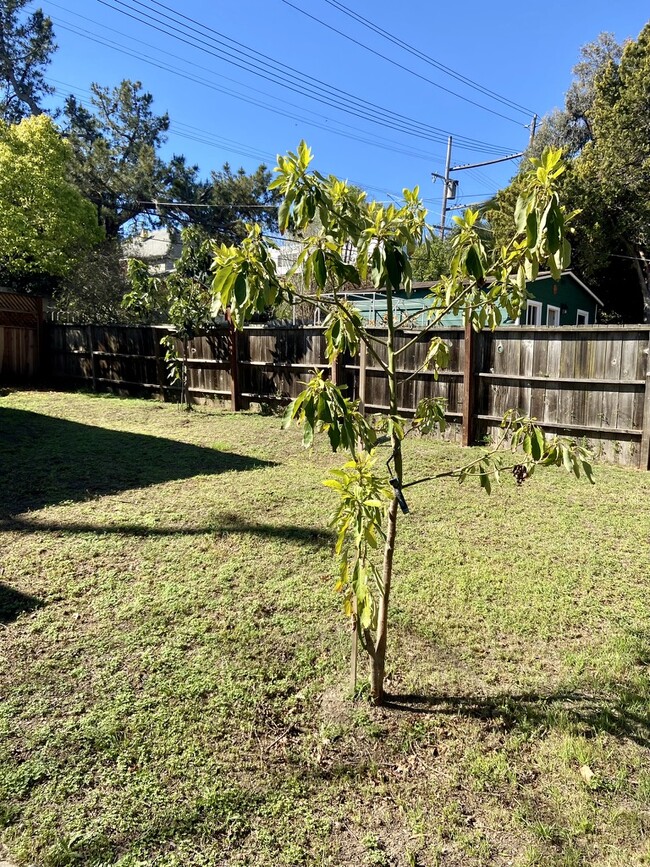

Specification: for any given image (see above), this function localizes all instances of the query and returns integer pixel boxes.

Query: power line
[281,0,526,126]
[96,0,515,155]
[48,78,439,206]
[49,3,449,166]
[50,18,452,166]
[321,0,536,117]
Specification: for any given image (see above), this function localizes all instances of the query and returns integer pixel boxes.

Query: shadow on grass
[384,688,650,748]
[0,408,276,516]
[0,514,335,547]
[0,582,43,623]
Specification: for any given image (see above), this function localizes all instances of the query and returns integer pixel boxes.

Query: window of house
[547,305,561,326]
[576,309,589,325]
[525,300,542,326]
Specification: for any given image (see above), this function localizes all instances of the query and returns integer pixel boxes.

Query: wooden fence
[45,323,650,469]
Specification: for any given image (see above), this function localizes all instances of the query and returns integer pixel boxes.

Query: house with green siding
[334,271,602,328]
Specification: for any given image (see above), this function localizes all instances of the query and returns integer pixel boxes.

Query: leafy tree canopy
[63,80,281,247]
[0,0,56,122]
[0,114,102,291]
[574,23,650,322]
[410,234,451,282]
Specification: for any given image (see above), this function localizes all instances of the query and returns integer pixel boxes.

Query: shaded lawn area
[1,389,650,867]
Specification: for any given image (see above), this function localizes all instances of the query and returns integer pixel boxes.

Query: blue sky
[41,0,649,224]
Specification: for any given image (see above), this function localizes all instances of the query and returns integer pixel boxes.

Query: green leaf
[465,245,484,281]
[385,246,402,290]
[545,203,562,254]
[302,419,314,449]
[514,193,531,234]
[480,472,491,494]
[313,248,326,290]
[526,210,538,247]
[532,426,544,461]
[523,433,532,456]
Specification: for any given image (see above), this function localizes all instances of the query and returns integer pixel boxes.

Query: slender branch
[329,282,389,347]
[398,359,443,386]
[289,282,390,375]
[403,463,521,489]
[402,423,514,489]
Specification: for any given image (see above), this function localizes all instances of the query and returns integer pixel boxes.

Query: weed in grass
[464,748,516,792]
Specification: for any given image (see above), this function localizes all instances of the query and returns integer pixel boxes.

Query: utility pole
[432,136,457,240]
[433,133,531,234]
[440,136,453,240]
[528,113,538,149]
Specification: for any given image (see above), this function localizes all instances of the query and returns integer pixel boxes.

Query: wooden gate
[0,291,43,381]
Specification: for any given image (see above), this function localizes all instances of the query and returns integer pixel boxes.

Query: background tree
[529,33,623,160]
[64,81,282,244]
[63,80,175,239]
[52,239,137,324]
[572,24,650,322]
[0,114,102,291]
[488,30,650,322]
[410,234,451,282]
[210,142,593,705]
[161,158,281,244]
[0,0,56,122]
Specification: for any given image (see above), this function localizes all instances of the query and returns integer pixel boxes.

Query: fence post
[87,325,97,391]
[229,322,241,412]
[153,330,165,398]
[461,320,476,447]
[640,365,650,471]
[358,340,367,412]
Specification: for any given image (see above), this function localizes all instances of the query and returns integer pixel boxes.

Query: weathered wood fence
[45,323,650,469]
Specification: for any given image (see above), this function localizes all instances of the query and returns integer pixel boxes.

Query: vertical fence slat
[461,320,475,447]
[640,370,650,471]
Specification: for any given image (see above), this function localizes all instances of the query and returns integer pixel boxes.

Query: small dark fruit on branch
[512,464,529,485]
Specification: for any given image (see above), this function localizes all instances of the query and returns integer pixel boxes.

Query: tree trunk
[626,242,650,323]
[369,279,401,705]
[182,336,191,409]
[370,494,399,703]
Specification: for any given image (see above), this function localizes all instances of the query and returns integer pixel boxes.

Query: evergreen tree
[0,0,56,122]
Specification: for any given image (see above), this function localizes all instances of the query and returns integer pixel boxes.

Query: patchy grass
[1,389,650,867]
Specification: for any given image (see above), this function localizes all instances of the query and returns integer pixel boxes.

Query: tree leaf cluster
[323,452,392,630]
[0,114,102,289]
[281,369,375,453]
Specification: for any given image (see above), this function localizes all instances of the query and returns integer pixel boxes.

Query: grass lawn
[1,389,650,867]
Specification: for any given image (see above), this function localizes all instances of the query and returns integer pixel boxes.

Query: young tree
[210,143,593,705]
[52,239,138,324]
[0,0,56,122]
[0,114,102,291]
